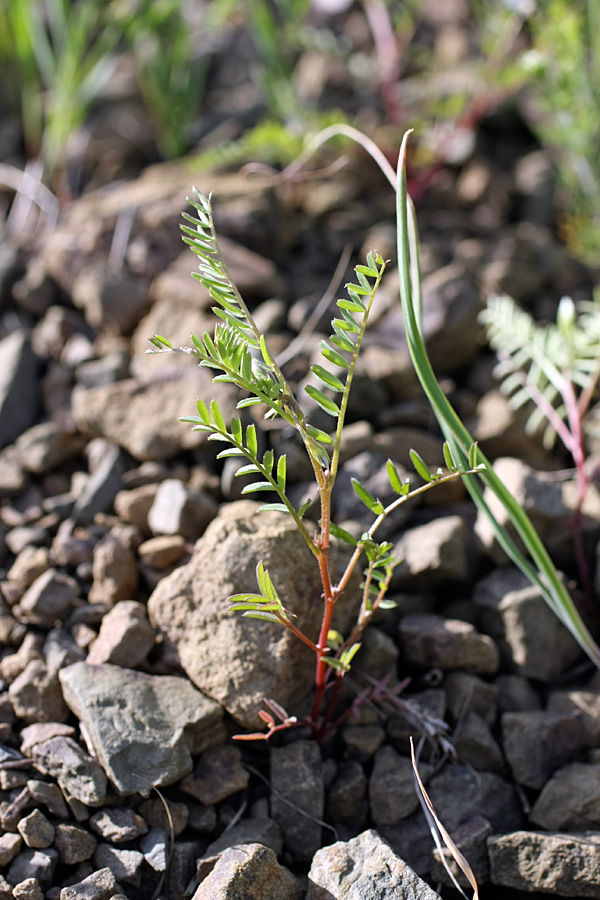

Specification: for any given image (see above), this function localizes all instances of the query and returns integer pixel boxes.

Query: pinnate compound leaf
[305,385,340,417]
[410,449,434,483]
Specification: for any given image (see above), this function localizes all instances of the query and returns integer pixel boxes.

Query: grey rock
[6,546,50,593]
[326,760,368,829]
[72,443,129,525]
[0,444,28,496]
[431,815,491,889]
[88,529,139,607]
[474,457,600,565]
[59,662,223,795]
[89,808,148,843]
[15,421,84,474]
[72,263,151,335]
[394,516,468,583]
[137,534,186,569]
[369,746,428,826]
[0,330,39,450]
[18,569,79,626]
[140,828,168,872]
[530,762,600,830]
[138,796,188,835]
[8,659,69,724]
[54,823,97,864]
[87,601,155,667]
[271,739,323,865]
[373,263,481,373]
[342,724,386,762]
[399,614,499,675]
[353,627,398,685]
[488,830,600,897]
[93,845,144,887]
[163,839,203,900]
[502,710,586,789]
[0,832,22,865]
[547,689,600,747]
[148,501,360,729]
[180,744,248,805]
[147,478,217,539]
[426,765,521,833]
[473,567,582,680]
[386,690,447,755]
[12,877,44,900]
[27,735,107,806]
[192,843,303,900]
[307,828,442,899]
[59,866,122,900]
[203,816,282,859]
[495,673,542,713]
[71,368,237,461]
[113,483,157,532]
[444,671,498,727]
[454,712,506,774]
[17,809,55,848]
[76,349,130,389]
[26,780,69,819]
[7,848,58,887]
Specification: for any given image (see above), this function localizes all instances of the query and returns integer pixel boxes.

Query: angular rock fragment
[26,735,107,807]
[473,567,582,680]
[399,613,499,675]
[488,831,600,897]
[271,739,323,866]
[307,829,442,899]
[58,866,122,900]
[502,710,586,789]
[431,815,492,888]
[180,744,248,805]
[18,569,79,627]
[192,843,303,900]
[59,662,223,795]
[529,762,600,830]
[86,601,155,667]
[0,330,40,450]
[394,515,468,583]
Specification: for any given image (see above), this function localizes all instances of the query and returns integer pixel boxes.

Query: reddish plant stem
[312,485,334,730]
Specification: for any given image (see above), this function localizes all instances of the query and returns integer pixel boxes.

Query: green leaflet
[305,384,340,417]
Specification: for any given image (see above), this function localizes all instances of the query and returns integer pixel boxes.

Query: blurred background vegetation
[0,0,598,265]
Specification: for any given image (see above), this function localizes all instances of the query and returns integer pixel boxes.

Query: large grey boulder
[148,501,360,729]
[59,663,224,795]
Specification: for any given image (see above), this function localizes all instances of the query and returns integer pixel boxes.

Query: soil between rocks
[2,10,600,900]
